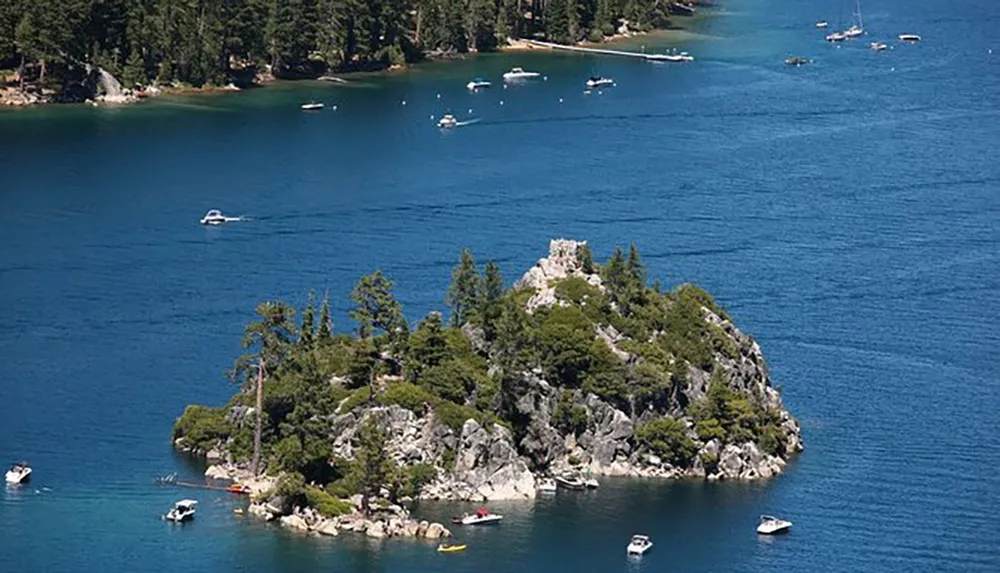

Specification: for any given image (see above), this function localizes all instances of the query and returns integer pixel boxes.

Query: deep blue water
[2,0,999,571]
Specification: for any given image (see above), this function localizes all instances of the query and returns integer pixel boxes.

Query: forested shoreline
[0,0,698,100]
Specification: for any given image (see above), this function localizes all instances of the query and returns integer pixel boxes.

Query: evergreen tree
[231,301,297,386]
[446,249,481,327]
[478,261,504,341]
[350,270,406,341]
[300,291,317,349]
[405,311,449,381]
[317,291,333,341]
[544,0,571,43]
[577,243,595,274]
[356,415,394,514]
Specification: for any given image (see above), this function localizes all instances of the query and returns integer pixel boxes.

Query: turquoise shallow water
[2,0,1000,571]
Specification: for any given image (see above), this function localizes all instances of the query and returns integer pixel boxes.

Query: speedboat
[869,41,887,51]
[200,209,241,225]
[437,114,458,128]
[815,21,829,28]
[826,31,847,42]
[756,514,792,535]
[538,478,557,493]
[784,56,810,66]
[586,76,614,89]
[584,477,599,489]
[898,34,921,42]
[555,475,585,490]
[452,508,503,525]
[627,534,653,555]
[437,543,467,553]
[502,67,542,81]
[5,463,31,484]
[165,500,198,523]
[843,25,864,38]
[466,78,491,90]
[300,102,324,111]
[647,52,694,62]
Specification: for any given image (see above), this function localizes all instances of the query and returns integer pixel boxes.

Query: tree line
[0,0,679,90]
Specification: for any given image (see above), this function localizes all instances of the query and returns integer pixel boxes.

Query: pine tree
[478,261,504,341]
[544,0,571,43]
[577,242,595,274]
[317,291,333,341]
[350,270,406,340]
[356,415,394,515]
[446,249,481,327]
[300,291,317,349]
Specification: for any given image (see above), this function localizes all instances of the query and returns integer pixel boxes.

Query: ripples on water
[2,0,1000,571]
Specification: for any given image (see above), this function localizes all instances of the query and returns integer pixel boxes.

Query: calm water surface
[2,0,999,571]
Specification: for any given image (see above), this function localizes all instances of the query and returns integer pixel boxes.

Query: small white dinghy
[452,508,503,525]
[757,514,792,535]
[627,534,653,555]
[300,102,324,111]
[815,21,829,28]
[165,500,198,523]
[502,67,542,81]
[898,34,921,42]
[466,78,492,90]
[586,76,614,89]
[5,462,32,484]
[437,114,458,128]
[870,41,888,51]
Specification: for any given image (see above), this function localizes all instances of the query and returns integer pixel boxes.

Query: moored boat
[816,21,829,28]
[452,508,503,525]
[869,41,887,51]
[165,500,198,523]
[898,34,921,42]
[826,31,848,42]
[586,76,614,89]
[555,475,585,490]
[437,543,467,553]
[756,514,793,535]
[627,534,653,555]
[538,478,557,493]
[200,209,242,225]
[5,462,31,484]
[300,102,324,111]
[466,78,491,90]
[784,56,810,66]
[502,67,542,81]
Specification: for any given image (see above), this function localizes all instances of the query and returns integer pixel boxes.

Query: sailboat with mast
[843,0,864,38]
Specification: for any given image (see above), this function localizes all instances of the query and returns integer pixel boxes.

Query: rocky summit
[173,239,803,521]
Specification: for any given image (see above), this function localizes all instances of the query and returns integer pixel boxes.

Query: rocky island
[173,239,802,537]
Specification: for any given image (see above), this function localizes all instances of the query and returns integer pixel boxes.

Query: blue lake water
[2,0,999,571]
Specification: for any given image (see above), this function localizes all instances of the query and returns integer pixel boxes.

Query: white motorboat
[842,0,864,37]
[502,67,542,81]
[784,56,810,66]
[538,478,557,493]
[437,114,458,128]
[300,102,324,111]
[165,500,198,523]
[647,52,694,62]
[5,463,31,484]
[627,534,653,555]
[555,475,585,490]
[586,76,614,89]
[870,41,887,51]
[466,78,492,90]
[898,34,921,42]
[843,25,864,38]
[815,21,829,28]
[452,508,503,525]
[756,514,793,535]
[583,477,599,489]
[826,31,847,42]
[200,209,242,225]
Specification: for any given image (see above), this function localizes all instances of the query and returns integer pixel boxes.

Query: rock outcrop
[260,502,451,540]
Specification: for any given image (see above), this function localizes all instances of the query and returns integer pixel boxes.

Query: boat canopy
[476,508,490,516]
[759,514,778,522]
[631,535,649,541]
[205,209,222,217]
[176,500,199,509]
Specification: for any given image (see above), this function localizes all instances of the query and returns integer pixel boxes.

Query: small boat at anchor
[437,543,467,553]
[586,76,614,89]
[826,31,848,42]
[452,508,503,525]
[300,102,324,111]
[200,209,243,225]
[5,462,31,484]
[627,534,653,555]
[784,56,810,66]
[898,34,921,42]
[870,41,887,51]
[757,514,793,535]
[466,78,491,90]
[165,500,198,523]
[816,21,829,28]
[538,478,557,493]
[502,67,542,81]
[555,475,586,490]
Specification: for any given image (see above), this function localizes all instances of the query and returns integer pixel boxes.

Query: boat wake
[453,118,481,127]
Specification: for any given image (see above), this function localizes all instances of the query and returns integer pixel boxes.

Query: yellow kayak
[437,544,467,553]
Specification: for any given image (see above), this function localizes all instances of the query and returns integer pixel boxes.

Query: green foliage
[274,471,307,512]
[441,448,456,471]
[676,283,731,322]
[478,261,505,341]
[382,382,437,412]
[406,312,450,380]
[423,359,488,404]
[553,392,588,435]
[434,400,487,432]
[577,243,595,274]
[356,416,393,513]
[397,463,437,498]
[659,289,715,371]
[688,370,779,450]
[305,486,353,517]
[635,416,697,466]
[446,249,480,327]
[567,454,582,466]
[350,270,406,342]
[172,405,231,453]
